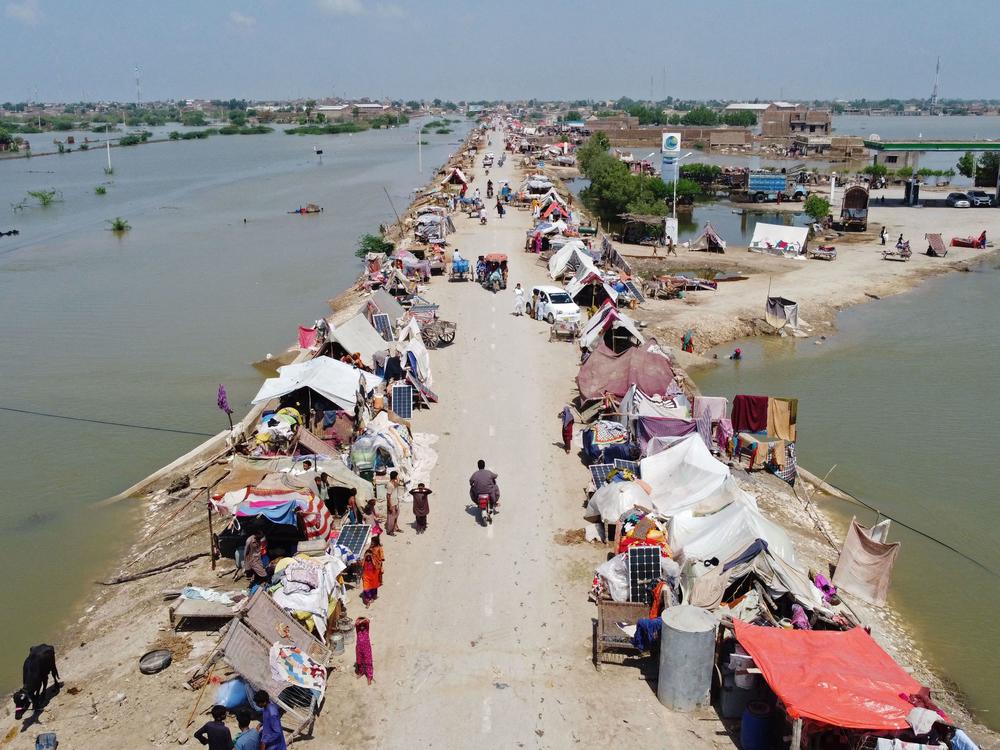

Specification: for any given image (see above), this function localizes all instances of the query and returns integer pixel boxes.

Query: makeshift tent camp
[577,340,676,402]
[832,518,900,607]
[396,319,433,387]
[540,201,570,221]
[252,356,382,411]
[639,435,749,515]
[765,296,799,331]
[578,303,644,352]
[734,621,932,731]
[548,241,596,279]
[441,168,469,187]
[531,220,569,237]
[326,314,390,367]
[749,223,809,256]
[689,223,727,253]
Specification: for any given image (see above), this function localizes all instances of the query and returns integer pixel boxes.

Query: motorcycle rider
[469,459,500,512]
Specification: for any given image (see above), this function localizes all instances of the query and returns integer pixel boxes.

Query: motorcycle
[477,493,495,526]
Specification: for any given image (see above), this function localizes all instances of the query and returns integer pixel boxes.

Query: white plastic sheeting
[749,223,809,255]
[668,498,797,567]
[548,241,596,279]
[329,314,391,367]
[396,319,433,387]
[252,356,382,411]
[584,481,652,523]
[638,435,745,515]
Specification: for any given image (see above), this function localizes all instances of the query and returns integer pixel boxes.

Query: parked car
[966,190,995,207]
[946,192,971,208]
[530,285,580,324]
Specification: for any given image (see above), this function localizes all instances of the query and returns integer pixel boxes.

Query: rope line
[0,405,215,438]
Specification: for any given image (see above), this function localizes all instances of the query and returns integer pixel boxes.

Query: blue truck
[734,171,809,203]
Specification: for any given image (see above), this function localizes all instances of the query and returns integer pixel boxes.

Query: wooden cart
[593,599,650,670]
[548,320,578,343]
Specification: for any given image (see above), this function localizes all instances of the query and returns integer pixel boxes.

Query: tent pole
[791,718,803,749]
[207,495,216,571]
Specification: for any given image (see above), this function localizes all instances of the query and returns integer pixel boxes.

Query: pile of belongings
[614,509,671,555]
[212,486,335,543]
[252,408,303,455]
[582,420,638,464]
[270,554,347,639]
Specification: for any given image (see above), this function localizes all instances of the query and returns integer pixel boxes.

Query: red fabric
[577,342,676,402]
[734,621,931,730]
[731,395,768,433]
[298,326,318,349]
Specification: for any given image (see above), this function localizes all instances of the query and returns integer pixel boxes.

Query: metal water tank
[656,605,719,710]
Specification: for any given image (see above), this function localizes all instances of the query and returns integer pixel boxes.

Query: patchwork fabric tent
[566,269,617,308]
[327,314,391,367]
[578,303,644,352]
[734,621,931,731]
[577,340,676,402]
[229,454,374,501]
[252,356,382,411]
[548,241,596,279]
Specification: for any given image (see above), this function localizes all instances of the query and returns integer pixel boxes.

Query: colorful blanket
[269,643,327,692]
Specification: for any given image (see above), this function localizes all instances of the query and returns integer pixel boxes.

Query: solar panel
[614,459,641,478]
[372,313,393,341]
[392,383,414,419]
[624,280,645,304]
[590,463,615,489]
[627,546,661,604]
[336,524,371,558]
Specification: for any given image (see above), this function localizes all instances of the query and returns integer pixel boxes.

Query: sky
[1,0,998,103]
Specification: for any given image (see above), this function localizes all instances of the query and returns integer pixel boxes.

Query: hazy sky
[2,0,997,103]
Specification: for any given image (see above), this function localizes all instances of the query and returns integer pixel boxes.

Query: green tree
[680,163,722,184]
[355,232,394,259]
[803,194,831,222]
[895,166,913,178]
[956,152,976,178]
[562,110,582,122]
[0,127,12,147]
[662,178,701,202]
[862,164,888,177]
[576,132,610,174]
[107,217,131,232]
[680,106,719,126]
[228,110,248,126]
[181,111,208,126]
[27,189,58,206]
[722,110,756,127]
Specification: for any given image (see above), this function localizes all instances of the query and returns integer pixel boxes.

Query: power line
[0,405,215,438]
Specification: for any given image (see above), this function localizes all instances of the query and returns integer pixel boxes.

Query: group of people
[192,690,286,750]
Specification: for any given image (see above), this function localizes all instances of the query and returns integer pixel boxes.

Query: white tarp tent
[328,314,391,367]
[252,356,382,411]
[638,434,746,515]
[749,223,808,255]
[578,305,644,351]
[668,497,797,567]
[397,319,433,387]
[584,481,653,524]
[548,241,596,279]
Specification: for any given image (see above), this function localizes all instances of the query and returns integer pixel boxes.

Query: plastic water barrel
[656,605,719,710]
[331,632,345,655]
[740,700,772,750]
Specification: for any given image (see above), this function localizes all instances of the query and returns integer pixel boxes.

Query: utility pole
[135,66,142,109]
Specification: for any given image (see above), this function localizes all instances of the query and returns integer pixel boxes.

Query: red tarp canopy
[577,340,675,402]
[734,621,932,731]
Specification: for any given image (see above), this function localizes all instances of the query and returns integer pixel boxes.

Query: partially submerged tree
[803,194,831,222]
[107,217,131,232]
[355,232,394,259]
[27,189,59,207]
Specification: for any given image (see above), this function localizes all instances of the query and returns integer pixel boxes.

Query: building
[585,114,640,131]
[761,104,831,137]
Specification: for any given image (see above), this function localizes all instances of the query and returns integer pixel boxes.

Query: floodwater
[692,260,1000,729]
[0,118,471,686]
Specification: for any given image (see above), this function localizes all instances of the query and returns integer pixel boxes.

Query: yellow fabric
[767,398,796,441]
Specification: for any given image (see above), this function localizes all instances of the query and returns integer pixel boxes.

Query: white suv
[530,285,580,324]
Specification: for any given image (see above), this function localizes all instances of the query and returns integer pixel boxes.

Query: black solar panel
[625,280,645,304]
[590,463,615,489]
[372,313,393,341]
[336,524,371,558]
[614,459,641,478]
[627,546,661,604]
[392,383,414,419]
